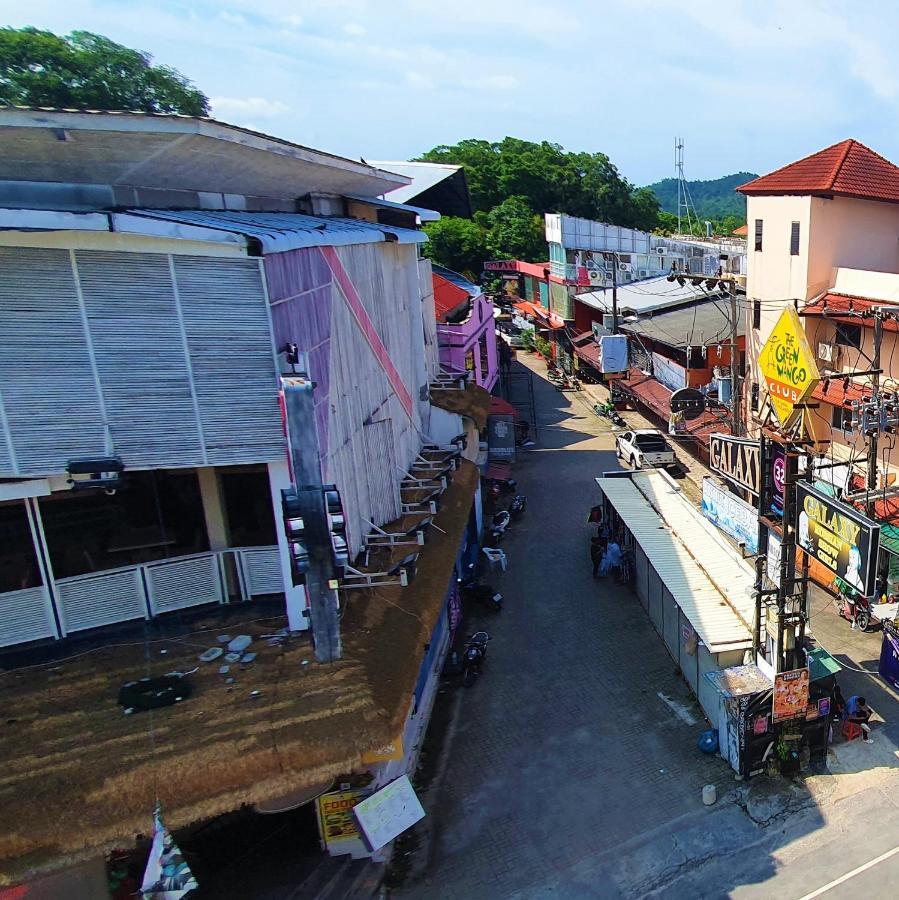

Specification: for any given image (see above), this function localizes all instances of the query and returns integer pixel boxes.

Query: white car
[615,429,676,469]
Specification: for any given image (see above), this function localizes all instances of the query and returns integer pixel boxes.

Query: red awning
[485,460,513,481]
[513,301,537,316]
[531,303,565,329]
[489,396,519,418]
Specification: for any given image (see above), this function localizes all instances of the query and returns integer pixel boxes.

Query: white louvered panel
[74,251,204,468]
[56,567,148,633]
[0,586,57,647]
[172,257,285,464]
[238,546,284,597]
[145,552,223,614]
[364,419,400,526]
[0,247,105,475]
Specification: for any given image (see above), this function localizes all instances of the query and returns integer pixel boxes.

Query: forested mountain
[645,172,757,221]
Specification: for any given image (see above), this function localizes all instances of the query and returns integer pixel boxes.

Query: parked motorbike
[570,377,582,391]
[836,591,871,631]
[460,575,503,612]
[609,412,625,428]
[488,476,518,499]
[488,509,511,542]
[509,494,527,518]
[462,631,490,686]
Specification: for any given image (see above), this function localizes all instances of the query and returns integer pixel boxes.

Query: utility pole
[730,281,742,437]
[611,251,619,334]
[867,311,883,518]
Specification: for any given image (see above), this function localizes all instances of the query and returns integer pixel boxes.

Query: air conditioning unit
[656,247,666,256]
[817,342,837,363]
[618,262,632,273]
[638,269,649,277]
[588,269,603,284]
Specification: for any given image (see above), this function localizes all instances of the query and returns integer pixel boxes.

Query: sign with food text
[317,790,366,845]
[796,483,880,597]
[772,667,810,723]
[709,435,760,495]
[758,307,820,428]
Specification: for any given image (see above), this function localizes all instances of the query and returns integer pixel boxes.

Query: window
[752,299,761,330]
[790,221,800,255]
[754,219,763,252]
[751,383,760,412]
[831,405,849,429]
[835,323,862,349]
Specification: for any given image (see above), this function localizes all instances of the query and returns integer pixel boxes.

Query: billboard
[702,478,759,554]
[795,483,880,596]
[709,435,760,495]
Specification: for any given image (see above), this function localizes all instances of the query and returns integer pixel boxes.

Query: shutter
[172,257,285,464]
[74,250,204,468]
[364,419,400,526]
[790,222,800,255]
[145,552,223,613]
[56,567,148,633]
[0,586,57,647]
[754,219,763,252]
[239,546,284,597]
[0,247,105,475]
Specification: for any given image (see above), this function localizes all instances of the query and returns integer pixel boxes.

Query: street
[396,357,899,900]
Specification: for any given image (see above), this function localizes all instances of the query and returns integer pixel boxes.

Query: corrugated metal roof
[597,474,753,652]
[344,193,441,222]
[576,276,717,315]
[372,161,463,204]
[620,299,744,348]
[123,209,427,251]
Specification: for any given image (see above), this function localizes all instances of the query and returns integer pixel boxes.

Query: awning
[803,293,899,332]
[485,460,513,481]
[807,647,842,681]
[572,339,601,369]
[488,396,518,418]
[513,301,537,316]
[531,303,565,329]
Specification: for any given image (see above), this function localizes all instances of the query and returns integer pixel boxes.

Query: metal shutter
[238,546,284,597]
[172,257,284,464]
[0,586,57,647]
[145,552,223,613]
[56,567,148,633]
[0,247,105,475]
[363,419,400,527]
[74,250,204,468]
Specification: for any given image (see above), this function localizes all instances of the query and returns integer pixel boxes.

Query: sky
[2,0,899,186]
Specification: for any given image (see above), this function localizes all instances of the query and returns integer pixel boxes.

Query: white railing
[2,545,284,644]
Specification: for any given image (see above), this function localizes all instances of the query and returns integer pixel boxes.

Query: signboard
[758,306,820,428]
[772,667,810,722]
[766,529,782,588]
[670,387,706,421]
[796,483,880,596]
[771,445,786,515]
[318,789,366,845]
[709,435,760,495]
[701,478,759,554]
[361,737,404,764]
[484,260,520,272]
[880,619,899,690]
[652,352,687,393]
[352,775,426,852]
[487,413,516,461]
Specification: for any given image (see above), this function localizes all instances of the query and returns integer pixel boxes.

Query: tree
[0,28,209,115]
[422,216,488,276]
[485,196,546,262]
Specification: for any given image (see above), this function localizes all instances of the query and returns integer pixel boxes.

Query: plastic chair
[842,720,862,742]
[482,547,507,572]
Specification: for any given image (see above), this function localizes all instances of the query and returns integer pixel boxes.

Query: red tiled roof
[513,301,537,316]
[433,272,470,322]
[619,368,730,446]
[738,140,899,203]
[732,224,748,236]
[803,293,899,332]
[811,378,868,407]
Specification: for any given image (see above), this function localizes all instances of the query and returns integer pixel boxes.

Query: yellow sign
[758,306,819,428]
[317,789,365,844]
[361,737,404,764]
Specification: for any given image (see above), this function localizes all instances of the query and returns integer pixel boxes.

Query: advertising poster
[766,530,782,589]
[795,483,880,596]
[709,435,760,496]
[771,445,786,516]
[317,789,366,845]
[772,667,810,722]
[487,414,516,461]
[880,619,899,691]
[701,478,759,554]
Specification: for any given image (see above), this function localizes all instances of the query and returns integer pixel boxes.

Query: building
[373,160,473,218]
[0,109,486,888]
[432,265,499,391]
[739,138,899,593]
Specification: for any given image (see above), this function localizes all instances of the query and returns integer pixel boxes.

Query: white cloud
[282,14,303,28]
[211,96,290,119]
[404,71,435,90]
[343,22,365,36]
[218,10,247,26]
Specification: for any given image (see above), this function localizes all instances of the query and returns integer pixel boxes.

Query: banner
[140,809,198,899]
[771,445,786,516]
[709,435,760,495]
[796,483,880,596]
[880,619,899,691]
[652,352,687,393]
[701,479,759,554]
[772,667,810,723]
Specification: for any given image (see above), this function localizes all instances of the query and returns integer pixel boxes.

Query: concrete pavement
[392,354,899,900]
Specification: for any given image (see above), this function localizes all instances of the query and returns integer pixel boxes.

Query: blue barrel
[698,729,719,754]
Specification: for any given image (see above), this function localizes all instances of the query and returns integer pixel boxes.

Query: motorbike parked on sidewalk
[487,476,518,499]
[488,509,511,543]
[835,591,872,631]
[462,631,490,686]
[460,571,503,612]
[509,494,527,518]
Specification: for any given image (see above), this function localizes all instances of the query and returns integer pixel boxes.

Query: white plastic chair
[482,547,507,572]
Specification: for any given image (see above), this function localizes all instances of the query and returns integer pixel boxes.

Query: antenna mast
[675,137,699,237]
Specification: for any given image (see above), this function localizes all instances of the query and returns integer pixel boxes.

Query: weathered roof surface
[737,139,899,203]
[576,275,717,315]
[0,461,477,885]
[619,299,744,349]
[596,474,752,653]
[433,272,471,322]
[371,161,461,203]
[430,381,491,430]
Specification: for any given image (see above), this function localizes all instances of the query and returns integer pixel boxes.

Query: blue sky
[2,0,898,186]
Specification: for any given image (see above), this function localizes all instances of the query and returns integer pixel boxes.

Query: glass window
[754,219,763,252]
[790,222,800,255]
[835,324,862,349]
[220,469,277,547]
[0,501,41,592]
[831,405,848,429]
[39,469,209,579]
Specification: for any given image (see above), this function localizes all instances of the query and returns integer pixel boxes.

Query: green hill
[644,172,757,221]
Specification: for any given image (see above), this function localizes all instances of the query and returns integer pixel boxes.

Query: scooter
[460,575,503,612]
[488,476,517,499]
[509,494,527,518]
[836,591,872,631]
[488,509,511,542]
[462,631,490,686]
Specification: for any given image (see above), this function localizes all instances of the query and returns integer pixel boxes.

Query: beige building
[739,140,899,492]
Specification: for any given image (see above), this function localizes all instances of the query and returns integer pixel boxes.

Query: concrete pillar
[197,467,230,551]
[267,459,309,631]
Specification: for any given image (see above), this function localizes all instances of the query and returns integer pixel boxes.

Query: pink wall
[437,293,498,391]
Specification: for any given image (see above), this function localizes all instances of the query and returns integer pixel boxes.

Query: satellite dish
[670,387,706,421]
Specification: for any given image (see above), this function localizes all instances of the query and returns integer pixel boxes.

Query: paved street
[396,356,899,900]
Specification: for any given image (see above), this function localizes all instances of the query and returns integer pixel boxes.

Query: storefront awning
[488,396,519,418]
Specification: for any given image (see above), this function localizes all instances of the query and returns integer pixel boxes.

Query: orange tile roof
[432,272,470,322]
[737,139,899,203]
[803,292,899,332]
[732,224,748,236]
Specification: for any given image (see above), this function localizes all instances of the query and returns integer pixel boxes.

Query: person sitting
[601,540,623,579]
[846,695,874,744]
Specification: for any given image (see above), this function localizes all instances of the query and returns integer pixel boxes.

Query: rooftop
[0,108,408,202]
[576,275,723,316]
[372,161,472,218]
[737,139,899,203]
[620,299,744,349]
[0,461,477,884]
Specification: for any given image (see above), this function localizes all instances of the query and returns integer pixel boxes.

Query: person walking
[591,536,604,579]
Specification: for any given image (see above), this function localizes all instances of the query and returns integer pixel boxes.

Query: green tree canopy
[0,27,209,115]
[484,195,545,262]
[422,216,488,277]
[418,136,659,230]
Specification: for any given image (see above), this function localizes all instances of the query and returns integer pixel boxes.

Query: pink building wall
[436,292,498,391]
